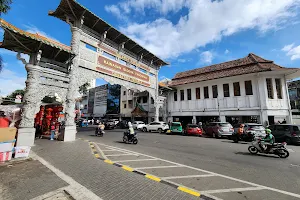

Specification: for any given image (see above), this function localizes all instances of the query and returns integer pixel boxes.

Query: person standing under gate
[50,122,56,141]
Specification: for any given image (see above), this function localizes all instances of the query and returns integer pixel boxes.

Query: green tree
[0,0,13,72]
[0,0,12,14]
[7,89,25,99]
[41,96,56,103]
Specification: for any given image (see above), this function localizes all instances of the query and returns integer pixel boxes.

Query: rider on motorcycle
[238,124,244,135]
[97,122,105,134]
[127,122,135,140]
[261,128,275,151]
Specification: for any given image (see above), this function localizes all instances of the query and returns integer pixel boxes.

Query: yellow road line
[94,154,100,158]
[122,165,134,172]
[178,186,200,197]
[90,145,95,148]
[104,160,114,164]
[145,174,161,182]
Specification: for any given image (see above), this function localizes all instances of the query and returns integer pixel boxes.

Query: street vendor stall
[34,104,64,140]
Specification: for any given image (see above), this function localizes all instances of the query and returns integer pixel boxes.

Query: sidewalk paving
[0,158,70,200]
[31,139,202,200]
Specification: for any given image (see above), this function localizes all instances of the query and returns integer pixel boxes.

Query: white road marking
[101,150,121,152]
[105,153,139,157]
[135,165,182,170]
[162,174,216,180]
[113,158,159,163]
[202,187,265,194]
[31,151,103,200]
[97,143,300,198]
[93,142,108,160]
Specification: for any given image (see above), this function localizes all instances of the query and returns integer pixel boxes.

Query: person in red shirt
[0,111,11,128]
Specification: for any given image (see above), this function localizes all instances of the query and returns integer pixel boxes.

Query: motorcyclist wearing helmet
[261,128,275,151]
[96,122,105,135]
[127,122,135,140]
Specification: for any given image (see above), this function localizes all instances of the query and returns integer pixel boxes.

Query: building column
[154,104,160,122]
[284,77,293,124]
[219,115,226,122]
[192,115,196,124]
[17,64,41,146]
[261,111,269,127]
[63,26,82,142]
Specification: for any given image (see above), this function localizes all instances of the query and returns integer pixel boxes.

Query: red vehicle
[184,124,203,136]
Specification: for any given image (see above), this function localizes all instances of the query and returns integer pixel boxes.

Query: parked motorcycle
[95,128,104,137]
[248,138,289,158]
[123,131,138,144]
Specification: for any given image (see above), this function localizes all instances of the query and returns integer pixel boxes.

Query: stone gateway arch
[0,0,168,146]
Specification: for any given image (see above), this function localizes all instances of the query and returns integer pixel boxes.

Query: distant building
[288,80,300,124]
[120,79,172,123]
[79,84,120,119]
[167,53,300,126]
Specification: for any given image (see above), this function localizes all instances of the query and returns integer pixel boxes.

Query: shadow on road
[235,151,279,158]
[222,140,248,145]
[114,141,125,144]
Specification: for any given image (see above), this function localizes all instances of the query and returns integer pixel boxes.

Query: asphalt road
[77,127,300,199]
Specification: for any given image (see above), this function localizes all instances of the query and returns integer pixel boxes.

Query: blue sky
[1,0,300,96]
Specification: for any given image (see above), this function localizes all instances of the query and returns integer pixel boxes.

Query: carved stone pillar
[17,64,41,146]
[154,102,160,122]
[63,26,81,142]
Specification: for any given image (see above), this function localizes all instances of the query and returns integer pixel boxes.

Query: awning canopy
[0,19,74,64]
[49,0,169,67]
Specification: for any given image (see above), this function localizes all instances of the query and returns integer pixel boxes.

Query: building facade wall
[168,72,290,125]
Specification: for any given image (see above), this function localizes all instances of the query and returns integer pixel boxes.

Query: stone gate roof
[49,0,169,67]
[171,53,297,86]
[0,19,73,63]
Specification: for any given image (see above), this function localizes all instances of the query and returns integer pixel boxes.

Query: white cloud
[282,43,300,60]
[225,49,230,54]
[105,5,122,19]
[110,0,300,59]
[282,43,295,52]
[23,24,58,42]
[200,51,213,64]
[0,69,26,97]
[106,0,189,15]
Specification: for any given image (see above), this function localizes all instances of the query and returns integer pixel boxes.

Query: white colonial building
[167,53,300,126]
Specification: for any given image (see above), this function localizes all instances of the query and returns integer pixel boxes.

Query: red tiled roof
[171,53,296,86]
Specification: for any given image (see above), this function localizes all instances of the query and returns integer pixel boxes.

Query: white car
[142,122,169,133]
[132,121,145,130]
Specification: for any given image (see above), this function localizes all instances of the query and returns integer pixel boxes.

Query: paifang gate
[0,0,169,147]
